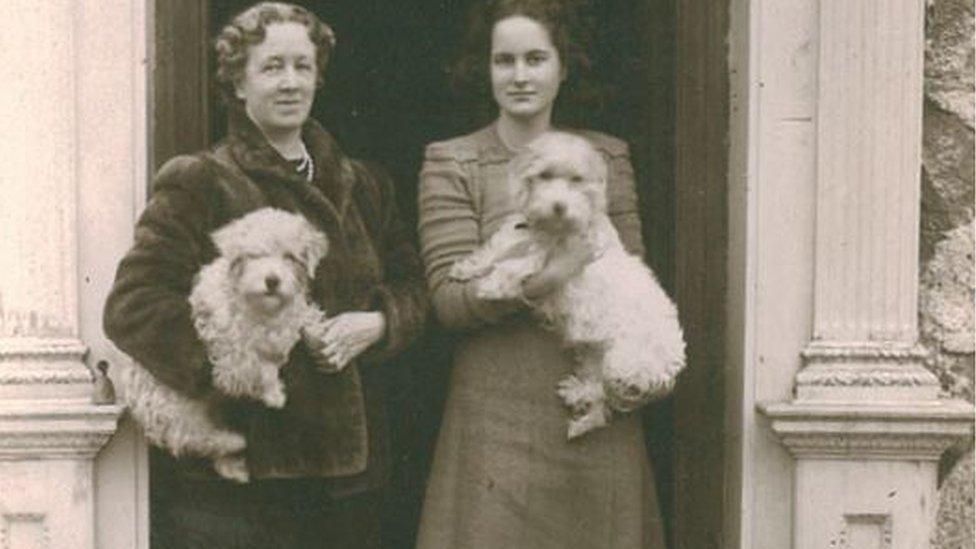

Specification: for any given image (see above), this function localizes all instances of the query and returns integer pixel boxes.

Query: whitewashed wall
[728,1,973,548]
[0,1,149,548]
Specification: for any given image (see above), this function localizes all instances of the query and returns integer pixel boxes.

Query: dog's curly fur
[450,132,686,439]
[118,208,329,481]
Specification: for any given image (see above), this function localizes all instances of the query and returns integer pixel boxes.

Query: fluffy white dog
[119,207,329,481]
[450,132,686,439]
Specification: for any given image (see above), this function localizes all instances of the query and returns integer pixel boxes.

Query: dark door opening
[152,1,690,547]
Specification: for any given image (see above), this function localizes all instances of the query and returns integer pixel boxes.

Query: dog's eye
[284,252,302,265]
[538,170,554,180]
[571,175,584,183]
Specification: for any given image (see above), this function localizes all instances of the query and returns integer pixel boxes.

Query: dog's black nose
[552,202,566,217]
[265,275,280,292]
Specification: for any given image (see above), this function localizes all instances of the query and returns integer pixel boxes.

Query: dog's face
[211,208,330,316]
[229,252,309,315]
[509,132,608,236]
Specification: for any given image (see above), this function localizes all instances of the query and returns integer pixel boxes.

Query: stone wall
[922,0,975,547]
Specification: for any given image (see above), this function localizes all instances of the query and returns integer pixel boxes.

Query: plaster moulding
[760,341,973,461]
[0,337,93,400]
[838,513,892,549]
[759,400,973,460]
[0,512,50,549]
[0,401,122,460]
[796,342,940,401]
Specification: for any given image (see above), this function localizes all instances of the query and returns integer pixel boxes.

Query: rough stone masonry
[922,0,975,546]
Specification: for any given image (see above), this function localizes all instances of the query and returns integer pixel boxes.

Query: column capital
[796,342,939,401]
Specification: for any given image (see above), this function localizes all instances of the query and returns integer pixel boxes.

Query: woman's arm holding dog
[418,144,523,330]
[103,156,217,397]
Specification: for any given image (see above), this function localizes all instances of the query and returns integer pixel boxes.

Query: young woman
[103,3,427,547]
[416,1,665,547]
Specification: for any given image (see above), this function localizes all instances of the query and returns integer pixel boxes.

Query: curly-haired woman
[103,3,427,547]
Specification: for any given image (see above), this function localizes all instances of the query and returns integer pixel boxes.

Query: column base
[759,341,973,549]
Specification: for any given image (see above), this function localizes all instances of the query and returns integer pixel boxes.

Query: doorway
[150,1,732,547]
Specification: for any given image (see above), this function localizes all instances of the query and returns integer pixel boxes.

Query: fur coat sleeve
[352,160,429,365]
[103,155,218,397]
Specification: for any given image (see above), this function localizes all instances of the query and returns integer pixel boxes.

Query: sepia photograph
[0,1,972,548]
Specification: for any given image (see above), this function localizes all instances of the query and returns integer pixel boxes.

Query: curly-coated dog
[119,208,329,481]
[450,132,686,439]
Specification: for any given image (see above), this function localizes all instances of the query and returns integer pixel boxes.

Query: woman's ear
[234,78,247,101]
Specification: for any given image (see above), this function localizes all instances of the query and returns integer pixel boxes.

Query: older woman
[416,0,665,547]
[103,3,427,547]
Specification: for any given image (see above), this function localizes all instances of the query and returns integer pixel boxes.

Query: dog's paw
[214,455,249,483]
[476,272,524,300]
[449,256,492,281]
[262,384,287,409]
[566,409,609,440]
[213,430,247,454]
[556,375,595,414]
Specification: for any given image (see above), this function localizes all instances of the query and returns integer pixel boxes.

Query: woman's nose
[278,67,299,90]
[513,61,528,84]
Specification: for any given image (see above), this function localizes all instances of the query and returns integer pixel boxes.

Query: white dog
[450,132,686,439]
[119,208,329,481]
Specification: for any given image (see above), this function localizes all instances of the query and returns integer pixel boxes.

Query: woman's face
[490,15,565,124]
[235,22,317,137]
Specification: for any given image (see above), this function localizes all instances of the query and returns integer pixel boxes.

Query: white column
[0,2,124,548]
[757,1,972,548]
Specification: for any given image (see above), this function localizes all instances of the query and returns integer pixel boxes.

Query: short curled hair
[213,2,336,106]
[452,0,596,125]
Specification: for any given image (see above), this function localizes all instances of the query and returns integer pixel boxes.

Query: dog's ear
[228,255,247,280]
[300,230,330,278]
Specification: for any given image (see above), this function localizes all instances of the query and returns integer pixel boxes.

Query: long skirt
[417,318,665,548]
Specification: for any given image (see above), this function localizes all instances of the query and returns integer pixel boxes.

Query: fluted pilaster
[0,2,123,548]
[757,1,972,548]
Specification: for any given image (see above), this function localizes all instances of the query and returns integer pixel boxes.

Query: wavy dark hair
[452,0,598,126]
[213,2,336,107]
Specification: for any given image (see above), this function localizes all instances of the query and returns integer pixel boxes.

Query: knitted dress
[416,124,665,549]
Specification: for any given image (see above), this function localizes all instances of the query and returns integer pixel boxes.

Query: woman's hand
[521,235,595,300]
[302,312,386,373]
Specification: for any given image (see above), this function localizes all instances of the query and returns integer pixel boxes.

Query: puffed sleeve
[417,142,521,330]
[103,155,217,397]
[355,162,429,364]
[601,139,647,259]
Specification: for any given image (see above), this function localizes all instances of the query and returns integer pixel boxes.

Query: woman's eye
[492,54,514,66]
[526,54,546,66]
[262,63,281,73]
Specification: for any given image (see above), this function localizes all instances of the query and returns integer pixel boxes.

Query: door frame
[147,2,737,548]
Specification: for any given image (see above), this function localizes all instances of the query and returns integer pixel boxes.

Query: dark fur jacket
[103,111,428,491]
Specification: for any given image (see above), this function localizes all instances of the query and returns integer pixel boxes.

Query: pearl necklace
[294,141,314,182]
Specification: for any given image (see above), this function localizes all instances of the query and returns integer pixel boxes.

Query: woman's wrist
[367,311,387,346]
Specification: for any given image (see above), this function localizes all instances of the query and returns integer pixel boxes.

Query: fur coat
[103,111,428,491]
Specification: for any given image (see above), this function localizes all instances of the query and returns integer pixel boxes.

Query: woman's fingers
[305,312,386,373]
